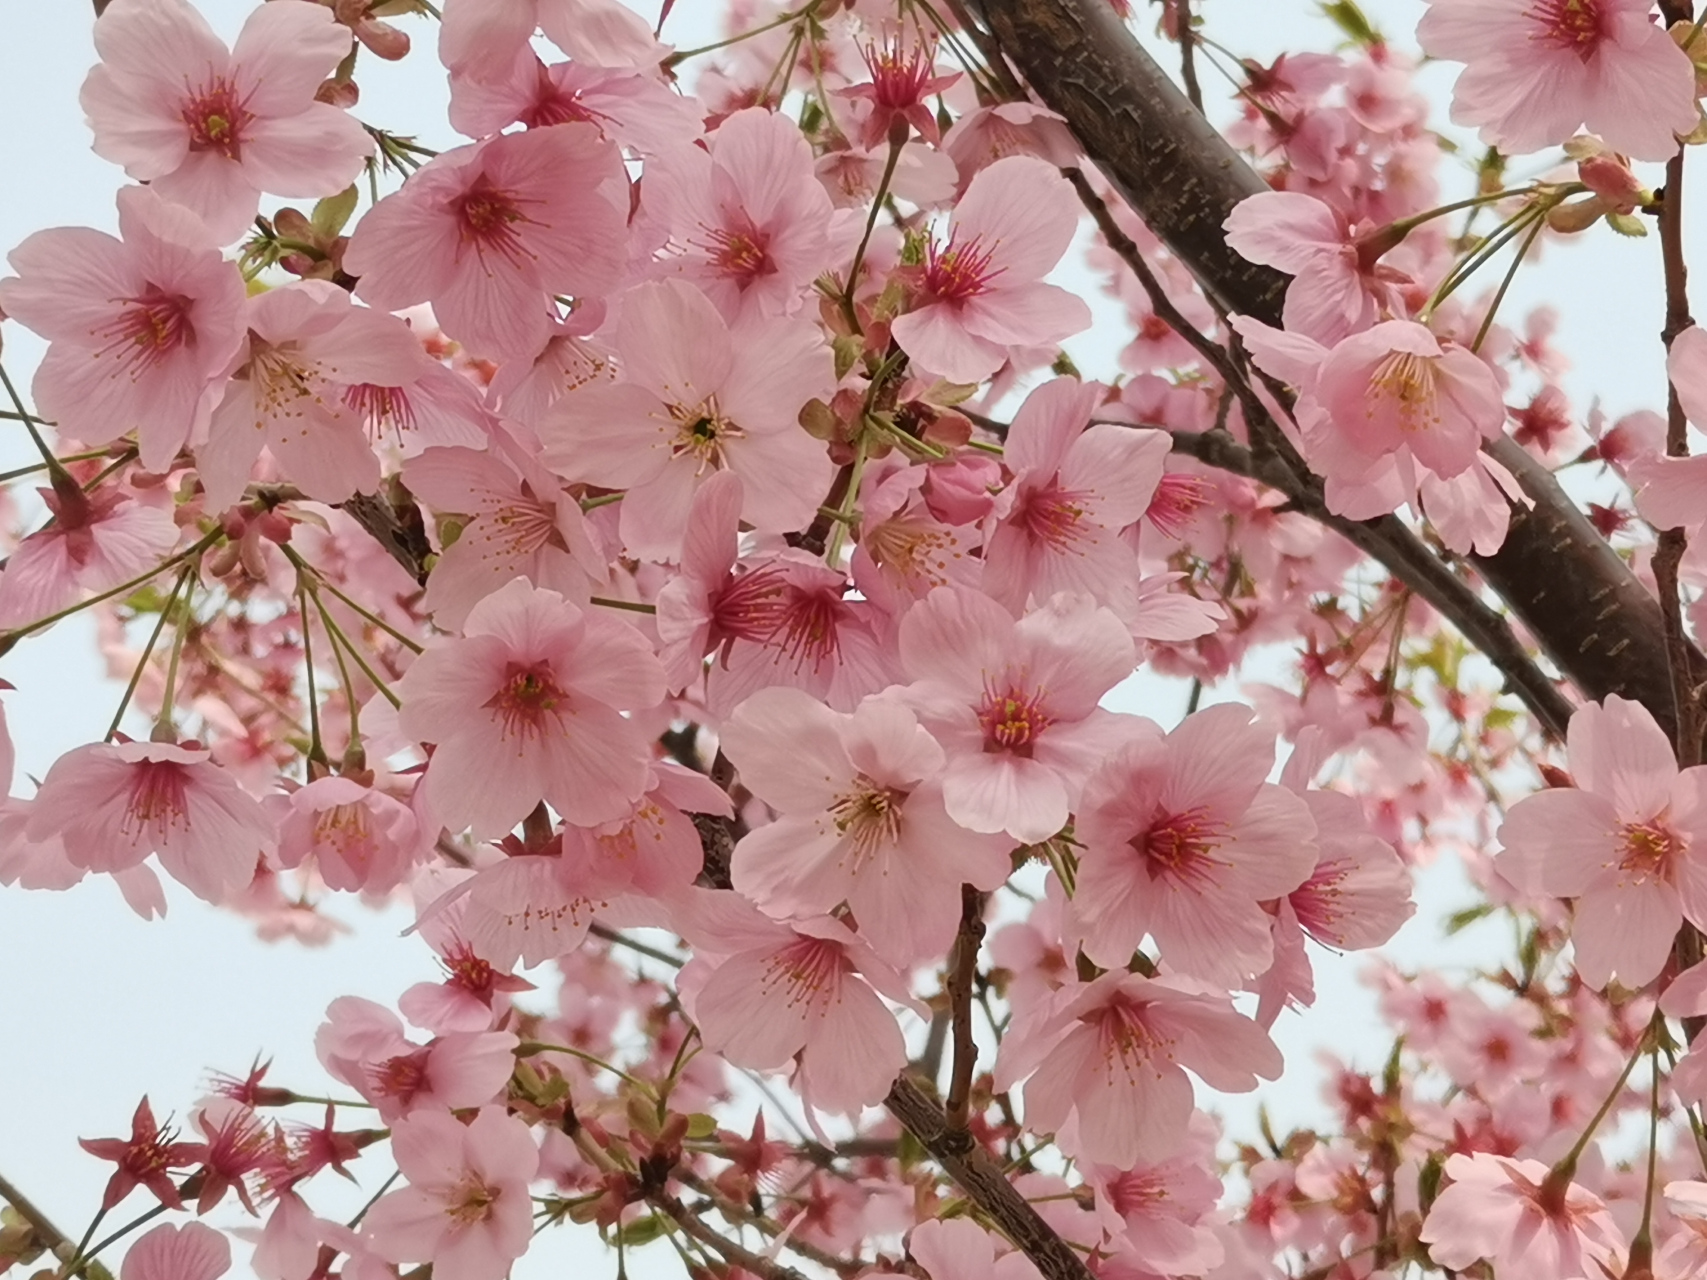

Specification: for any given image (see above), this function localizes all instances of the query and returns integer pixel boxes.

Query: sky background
[0,0,1691,1275]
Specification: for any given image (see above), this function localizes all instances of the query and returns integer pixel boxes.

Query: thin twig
[944,886,987,1135]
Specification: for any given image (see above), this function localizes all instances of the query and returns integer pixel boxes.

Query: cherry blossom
[314,996,518,1122]
[982,376,1169,613]
[363,1107,539,1280]
[0,186,245,472]
[1499,694,1707,989]
[273,775,424,895]
[642,107,838,321]
[1417,0,1697,162]
[28,740,274,904]
[537,279,836,561]
[679,899,923,1116]
[345,123,629,359]
[0,481,178,631]
[198,281,427,511]
[1070,703,1320,985]
[81,0,371,241]
[119,1222,230,1280]
[395,579,667,837]
[721,687,1014,963]
[80,1097,203,1212]
[438,0,662,84]
[898,586,1138,844]
[1419,1152,1623,1277]
[993,972,1282,1167]
[909,1217,1043,1280]
[891,155,1092,383]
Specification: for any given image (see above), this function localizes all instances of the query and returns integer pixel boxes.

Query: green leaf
[311,185,360,240]
[615,1214,668,1247]
[1443,903,1494,935]
[1319,0,1383,46]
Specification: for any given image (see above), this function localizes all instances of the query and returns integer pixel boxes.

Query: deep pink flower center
[344,384,417,441]
[182,77,252,159]
[829,777,907,862]
[701,223,776,286]
[862,39,939,110]
[372,1048,429,1103]
[1368,350,1442,433]
[486,661,568,740]
[447,1173,500,1226]
[524,80,599,129]
[923,234,1002,303]
[977,682,1053,756]
[1618,819,1681,881]
[457,179,538,268]
[122,760,192,842]
[1138,806,1226,884]
[1094,998,1173,1079]
[1104,1168,1169,1216]
[1145,473,1213,539]
[444,942,501,1000]
[1529,0,1607,59]
[313,802,374,860]
[710,566,794,650]
[768,586,843,674]
[98,287,196,371]
[761,937,845,1010]
[863,516,960,590]
[492,484,570,556]
[1011,480,1092,551]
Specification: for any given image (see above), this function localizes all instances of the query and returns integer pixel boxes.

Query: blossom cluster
[5,0,1707,1278]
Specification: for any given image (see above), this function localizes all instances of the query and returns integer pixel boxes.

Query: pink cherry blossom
[28,740,273,904]
[363,1106,539,1280]
[899,586,1138,844]
[448,48,702,155]
[940,103,1081,191]
[395,579,667,837]
[891,156,1091,383]
[538,279,836,561]
[982,377,1169,613]
[1418,1152,1623,1277]
[1417,0,1697,162]
[721,687,1014,963]
[345,123,629,359]
[80,0,371,241]
[909,1218,1043,1280]
[837,37,962,152]
[314,995,518,1122]
[642,108,838,321]
[404,439,607,632]
[0,481,178,631]
[197,281,427,511]
[0,186,244,472]
[679,898,923,1116]
[1223,190,1409,344]
[445,763,730,967]
[1499,694,1707,989]
[273,775,424,895]
[1086,1123,1226,1275]
[1070,703,1319,985]
[439,0,662,84]
[1313,320,1506,482]
[120,1222,230,1280]
[992,972,1281,1167]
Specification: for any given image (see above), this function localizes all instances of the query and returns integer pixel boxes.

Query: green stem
[517,1041,655,1094]
[1470,214,1546,353]
[664,1,816,64]
[299,577,326,767]
[0,361,69,477]
[842,137,905,330]
[104,566,192,742]
[153,574,193,736]
[1,530,221,641]
[282,546,423,654]
[1422,204,1543,319]
[588,595,657,615]
[69,1203,165,1273]
[309,580,375,734]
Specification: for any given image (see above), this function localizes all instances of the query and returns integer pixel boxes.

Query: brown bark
[969,0,1705,744]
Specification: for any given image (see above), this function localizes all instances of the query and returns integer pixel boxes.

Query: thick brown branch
[969,0,1705,745]
[887,1076,1096,1280]
[338,490,432,586]
[652,1193,815,1280]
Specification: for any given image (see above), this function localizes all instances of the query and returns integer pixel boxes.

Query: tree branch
[886,1076,1096,1280]
[968,0,1705,745]
[944,886,987,1134]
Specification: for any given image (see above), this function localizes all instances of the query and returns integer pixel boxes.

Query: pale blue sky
[0,1,1686,1275]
